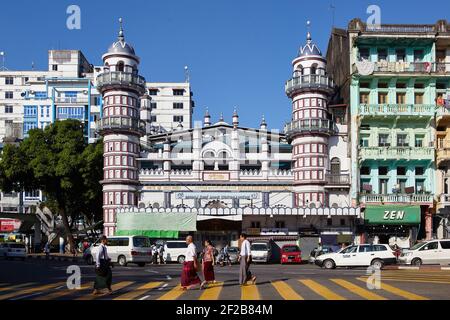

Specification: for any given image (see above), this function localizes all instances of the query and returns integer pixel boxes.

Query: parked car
[250,241,272,263]
[83,236,152,267]
[315,244,397,269]
[0,242,27,261]
[280,245,302,264]
[398,239,450,266]
[308,247,334,264]
[163,240,189,264]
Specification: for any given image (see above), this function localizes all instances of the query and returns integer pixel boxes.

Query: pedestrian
[83,239,90,253]
[238,233,256,286]
[93,235,113,295]
[151,244,158,264]
[201,240,216,289]
[158,244,165,264]
[180,235,201,290]
[44,242,50,260]
[223,244,232,266]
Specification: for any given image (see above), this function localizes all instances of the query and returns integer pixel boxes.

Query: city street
[0,258,449,300]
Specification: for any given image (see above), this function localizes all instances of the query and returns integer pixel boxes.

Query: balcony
[359,104,435,118]
[354,61,450,75]
[437,148,450,166]
[54,97,90,105]
[284,119,333,138]
[436,106,450,124]
[438,194,450,209]
[325,174,350,187]
[285,75,334,97]
[359,147,434,161]
[96,116,146,136]
[360,194,433,204]
[96,71,146,95]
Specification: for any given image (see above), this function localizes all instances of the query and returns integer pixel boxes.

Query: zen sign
[365,206,421,225]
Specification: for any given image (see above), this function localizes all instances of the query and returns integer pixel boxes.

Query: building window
[397,134,408,147]
[150,115,157,122]
[414,50,424,62]
[5,91,13,99]
[415,167,425,176]
[397,167,407,176]
[5,105,13,113]
[24,105,37,117]
[173,89,184,96]
[361,166,370,175]
[52,64,58,71]
[173,102,184,109]
[415,135,424,147]
[379,166,388,175]
[23,122,38,135]
[46,106,50,117]
[359,48,370,61]
[330,158,341,175]
[150,102,157,109]
[359,135,369,147]
[340,219,346,226]
[275,221,285,229]
[250,221,261,228]
[359,92,369,104]
[377,48,388,61]
[148,89,158,96]
[173,116,184,123]
[5,77,13,85]
[396,49,406,62]
[327,218,333,226]
[378,134,390,147]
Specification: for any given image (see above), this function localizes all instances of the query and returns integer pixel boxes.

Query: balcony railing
[360,194,433,204]
[284,119,333,136]
[54,97,89,105]
[325,174,350,185]
[439,194,450,204]
[359,104,435,117]
[96,71,146,94]
[355,61,450,74]
[359,147,434,160]
[285,75,334,96]
[437,148,450,164]
[96,116,146,135]
[436,106,450,119]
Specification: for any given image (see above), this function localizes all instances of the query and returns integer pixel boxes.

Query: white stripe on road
[158,284,168,291]
[139,295,150,300]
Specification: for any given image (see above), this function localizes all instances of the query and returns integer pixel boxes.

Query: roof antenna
[184,65,190,83]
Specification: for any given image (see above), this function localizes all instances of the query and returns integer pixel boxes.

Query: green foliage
[0,120,104,248]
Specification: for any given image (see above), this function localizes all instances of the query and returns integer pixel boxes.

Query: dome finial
[118,17,124,41]
[306,20,312,43]
[219,112,224,122]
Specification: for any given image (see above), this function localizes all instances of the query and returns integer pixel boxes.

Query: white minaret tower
[285,22,334,208]
[97,19,146,236]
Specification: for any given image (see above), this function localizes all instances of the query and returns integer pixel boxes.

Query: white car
[84,236,152,267]
[163,240,188,263]
[250,241,272,263]
[315,244,397,269]
[398,239,450,266]
[0,243,27,261]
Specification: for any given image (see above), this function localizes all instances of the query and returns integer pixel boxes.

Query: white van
[84,236,152,267]
[250,241,272,263]
[163,240,188,263]
[398,239,450,266]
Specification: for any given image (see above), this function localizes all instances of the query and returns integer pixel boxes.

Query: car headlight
[403,252,412,257]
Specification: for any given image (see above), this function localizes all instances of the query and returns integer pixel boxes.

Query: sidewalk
[28,253,85,263]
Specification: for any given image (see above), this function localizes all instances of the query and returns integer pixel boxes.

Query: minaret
[97,19,146,236]
[204,108,211,126]
[232,108,239,129]
[285,22,334,208]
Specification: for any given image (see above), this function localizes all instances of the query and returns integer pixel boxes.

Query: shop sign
[364,206,420,225]
[0,219,21,232]
[176,192,259,200]
[246,228,261,236]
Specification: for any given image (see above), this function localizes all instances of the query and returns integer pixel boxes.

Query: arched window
[117,61,125,72]
[310,64,318,75]
[330,158,341,175]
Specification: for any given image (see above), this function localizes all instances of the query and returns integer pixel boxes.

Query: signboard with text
[364,206,421,225]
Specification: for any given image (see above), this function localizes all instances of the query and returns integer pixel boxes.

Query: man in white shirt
[239,233,256,285]
[180,235,201,290]
[93,236,113,295]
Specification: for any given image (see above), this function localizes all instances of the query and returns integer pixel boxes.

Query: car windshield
[410,242,425,250]
[340,246,357,254]
[251,244,268,251]
[283,246,300,252]
[228,247,238,253]
[133,237,151,247]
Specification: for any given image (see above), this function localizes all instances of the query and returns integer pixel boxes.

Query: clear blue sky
[1,0,449,129]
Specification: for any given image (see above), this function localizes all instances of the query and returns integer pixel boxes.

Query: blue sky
[1,0,449,129]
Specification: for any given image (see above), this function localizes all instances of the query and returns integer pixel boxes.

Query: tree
[0,120,103,252]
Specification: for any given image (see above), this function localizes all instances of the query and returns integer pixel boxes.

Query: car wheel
[177,255,185,264]
[323,259,335,269]
[86,255,94,265]
[411,258,422,266]
[118,255,127,266]
[137,262,145,267]
[371,259,384,270]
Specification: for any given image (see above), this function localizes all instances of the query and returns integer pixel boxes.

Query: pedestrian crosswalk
[0,273,447,301]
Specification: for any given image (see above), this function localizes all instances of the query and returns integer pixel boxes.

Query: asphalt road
[0,258,449,300]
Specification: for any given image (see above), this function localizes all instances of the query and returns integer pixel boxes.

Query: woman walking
[93,235,113,295]
[180,235,201,290]
[201,240,216,289]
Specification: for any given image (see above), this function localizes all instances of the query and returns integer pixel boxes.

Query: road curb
[385,265,450,271]
[27,255,84,263]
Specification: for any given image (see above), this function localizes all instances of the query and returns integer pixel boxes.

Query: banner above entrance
[364,206,421,225]
[175,192,259,200]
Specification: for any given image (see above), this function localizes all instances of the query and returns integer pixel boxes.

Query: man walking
[158,244,165,264]
[238,233,256,286]
[223,244,232,266]
[93,236,113,295]
[180,235,201,290]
